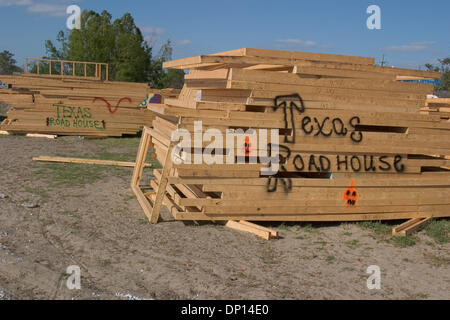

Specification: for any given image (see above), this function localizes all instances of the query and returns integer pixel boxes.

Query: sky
[0,0,449,69]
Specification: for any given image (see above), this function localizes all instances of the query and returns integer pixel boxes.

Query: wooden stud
[225,220,271,240]
[392,217,431,236]
[33,156,153,167]
[149,141,175,224]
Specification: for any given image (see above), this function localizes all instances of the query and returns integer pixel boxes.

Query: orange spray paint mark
[343,180,358,206]
[243,136,254,157]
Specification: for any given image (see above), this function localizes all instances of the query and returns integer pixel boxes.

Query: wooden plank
[33,156,152,168]
[392,217,431,236]
[149,141,175,224]
[238,220,278,238]
[225,220,271,240]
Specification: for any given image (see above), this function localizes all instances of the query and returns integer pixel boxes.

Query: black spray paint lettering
[273,94,306,144]
[267,144,292,193]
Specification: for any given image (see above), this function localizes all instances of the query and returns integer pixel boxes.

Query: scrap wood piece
[392,217,431,236]
[0,131,57,139]
[33,156,152,168]
[26,133,57,139]
[130,126,159,222]
[225,220,278,240]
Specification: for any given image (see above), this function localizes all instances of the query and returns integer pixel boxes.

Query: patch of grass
[68,194,88,199]
[59,210,80,218]
[342,266,355,272]
[33,163,106,187]
[98,259,112,267]
[343,231,352,237]
[426,241,435,247]
[345,239,360,249]
[92,136,141,150]
[416,292,429,299]
[278,223,290,231]
[213,224,225,231]
[314,240,327,247]
[260,247,279,265]
[24,186,50,203]
[425,219,450,244]
[423,252,450,267]
[357,221,391,234]
[295,235,305,240]
[137,218,149,225]
[123,193,135,202]
[302,223,320,235]
[392,236,416,247]
[40,218,55,227]
[94,151,135,162]
[326,255,335,264]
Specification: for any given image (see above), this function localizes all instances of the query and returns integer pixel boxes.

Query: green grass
[137,218,149,225]
[416,292,429,299]
[123,193,135,202]
[425,219,450,244]
[301,223,321,234]
[345,239,360,249]
[342,266,355,272]
[326,255,335,264]
[392,236,416,247]
[91,136,141,149]
[33,163,106,187]
[24,186,50,203]
[33,135,161,188]
[278,223,290,231]
[357,221,392,234]
[40,218,55,227]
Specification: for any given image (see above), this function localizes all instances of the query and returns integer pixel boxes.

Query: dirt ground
[0,134,449,300]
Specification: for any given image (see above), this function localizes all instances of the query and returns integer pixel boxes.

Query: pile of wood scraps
[0,68,179,137]
[127,48,449,238]
[422,98,450,120]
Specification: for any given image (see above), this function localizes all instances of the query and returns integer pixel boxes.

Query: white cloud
[276,39,330,49]
[0,0,71,17]
[27,3,67,17]
[140,26,165,35]
[177,40,191,46]
[139,26,166,46]
[277,39,318,47]
[0,0,32,6]
[383,41,436,52]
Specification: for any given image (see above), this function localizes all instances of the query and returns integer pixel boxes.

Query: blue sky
[1,0,449,69]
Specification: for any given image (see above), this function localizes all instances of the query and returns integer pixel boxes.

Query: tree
[425,58,450,92]
[45,10,152,82]
[148,40,185,89]
[0,51,22,75]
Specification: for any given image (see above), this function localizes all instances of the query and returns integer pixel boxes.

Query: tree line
[1,10,184,89]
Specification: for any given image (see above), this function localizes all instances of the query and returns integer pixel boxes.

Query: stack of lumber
[0,73,179,137]
[422,98,450,120]
[131,48,450,223]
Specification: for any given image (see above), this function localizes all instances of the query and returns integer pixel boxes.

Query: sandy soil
[0,134,449,300]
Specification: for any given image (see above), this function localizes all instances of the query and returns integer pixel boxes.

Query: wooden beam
[392,217,431,236]
[33,156,152,168]
[130,127,155,220]
[149,141,175,224]
[225,220,273,240]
